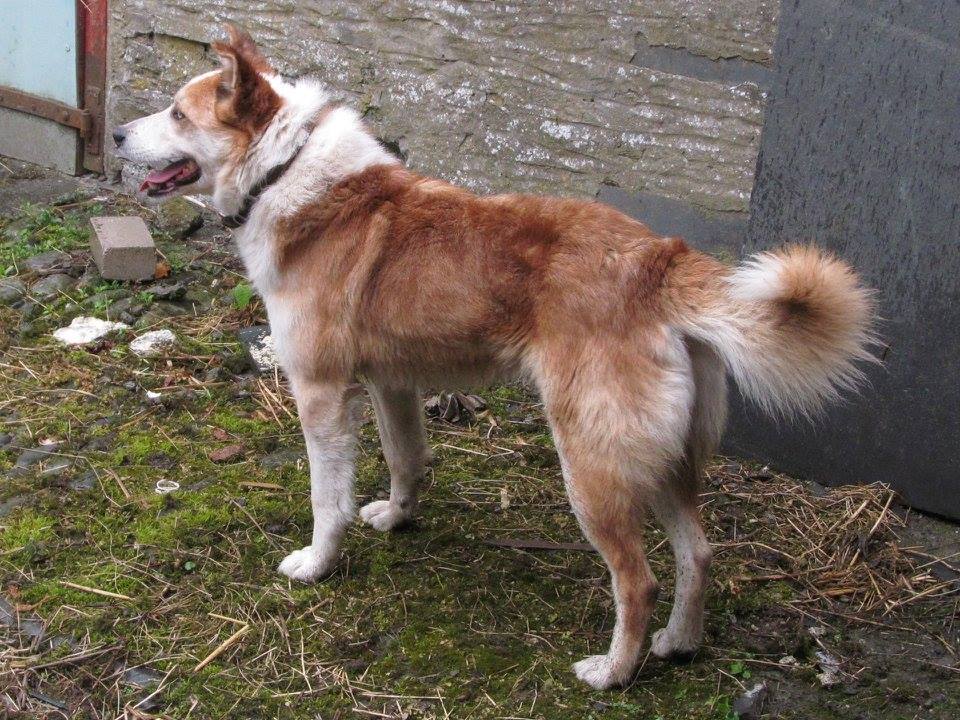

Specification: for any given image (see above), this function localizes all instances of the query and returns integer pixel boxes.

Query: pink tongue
[145,164,183,184]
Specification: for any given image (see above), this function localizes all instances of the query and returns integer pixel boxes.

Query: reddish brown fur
[276,164,690,388]
[259,156,869,687]
[179,73,229,128]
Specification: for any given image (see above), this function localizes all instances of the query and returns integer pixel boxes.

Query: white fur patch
[727,251,788,304]
[677,247,876,419]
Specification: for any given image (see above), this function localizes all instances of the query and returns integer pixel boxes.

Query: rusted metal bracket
[0,85,93,139]
[78,0,107,173]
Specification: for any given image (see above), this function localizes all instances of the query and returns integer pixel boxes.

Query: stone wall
[107,1,779,227]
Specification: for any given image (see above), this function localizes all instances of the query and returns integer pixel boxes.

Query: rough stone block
[89,216,156,281]
[106,2,774,213]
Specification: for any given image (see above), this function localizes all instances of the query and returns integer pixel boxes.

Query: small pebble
[130,329,177,357]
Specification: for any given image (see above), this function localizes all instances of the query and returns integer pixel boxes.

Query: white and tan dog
[114,26,875,689]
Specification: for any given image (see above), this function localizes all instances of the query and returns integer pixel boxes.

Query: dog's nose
[112,127,126,147]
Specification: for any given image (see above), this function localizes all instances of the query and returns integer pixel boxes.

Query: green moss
[209,409,276,437]
[0,510,57,550]
[132,499,233,547]
[1,203,96,275]
[112,430,182,465]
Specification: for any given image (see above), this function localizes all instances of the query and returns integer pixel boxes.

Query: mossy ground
[0,163,958,719]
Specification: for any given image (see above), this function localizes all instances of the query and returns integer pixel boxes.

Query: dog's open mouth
[139,158,201,197]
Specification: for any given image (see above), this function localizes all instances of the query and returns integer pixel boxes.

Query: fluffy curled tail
[667,245,877,418]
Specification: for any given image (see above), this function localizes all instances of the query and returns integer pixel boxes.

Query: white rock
[52,316,129,345]
[815,650,842,686]
[130,329,177,357]
[249,333,279,372]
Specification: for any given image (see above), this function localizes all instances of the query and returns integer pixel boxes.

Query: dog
[113,25,875,689]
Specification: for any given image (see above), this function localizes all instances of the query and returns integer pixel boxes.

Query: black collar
[220,115,321,229]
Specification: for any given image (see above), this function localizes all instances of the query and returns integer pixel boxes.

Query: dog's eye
[171,107,185,121]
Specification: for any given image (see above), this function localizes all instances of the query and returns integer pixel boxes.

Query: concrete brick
[89,216,156,281]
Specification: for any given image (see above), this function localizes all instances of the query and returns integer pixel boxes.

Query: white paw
[650,628,699,661]
[572,654,631,690]
[359,500,413,531]
[277,545,337,583]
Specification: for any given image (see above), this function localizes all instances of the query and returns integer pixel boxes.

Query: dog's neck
[220,102,338,229]
[224,75,397,291]
[212,76,329,216]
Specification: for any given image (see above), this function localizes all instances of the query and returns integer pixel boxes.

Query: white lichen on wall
[107,1,779,214]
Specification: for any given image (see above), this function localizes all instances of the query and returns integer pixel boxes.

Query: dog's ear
[215,44,242,93]
[212,35,280,135]
[224,24,273,73]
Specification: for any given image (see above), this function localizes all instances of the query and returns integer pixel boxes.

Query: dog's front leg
[360,383,429,531]
[278,379,362,583]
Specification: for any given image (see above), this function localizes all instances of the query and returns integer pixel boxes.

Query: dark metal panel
[728,0,960,519]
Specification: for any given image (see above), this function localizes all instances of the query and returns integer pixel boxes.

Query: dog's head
[113,25,284,205]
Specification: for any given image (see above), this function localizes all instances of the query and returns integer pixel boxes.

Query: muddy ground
[0,158,958,719]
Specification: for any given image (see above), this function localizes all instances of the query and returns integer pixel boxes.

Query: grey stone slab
[728,0,960,520]
[155,197,204,238]
[142,281,185,300]
[0,277,26,305]
[21,250,72,275]
[29,273,76,299]
[0,596,45,641]
[137,301,189,328]
[70,471,97,491]
[12,443,64,471]
[122,666,163,689]
[90,216,156,281]
[0,496,28,518]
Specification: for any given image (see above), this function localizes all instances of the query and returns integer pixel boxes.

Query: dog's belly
[264,288,525,388]
[360,341,524,390]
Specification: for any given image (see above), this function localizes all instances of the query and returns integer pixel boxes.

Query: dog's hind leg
[560,452,659,689]
[650,340,726,660]
[647,481,713,661]
[360,383,429,531]
[537,329,694,689]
